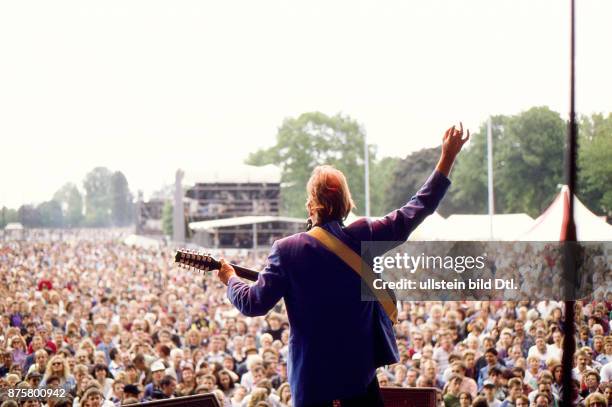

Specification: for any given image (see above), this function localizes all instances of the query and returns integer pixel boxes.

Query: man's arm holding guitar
[218,242,286,317]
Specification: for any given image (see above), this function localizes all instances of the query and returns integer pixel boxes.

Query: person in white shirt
[528,337,555,363]
[433,332,454,372]
[572,349,593,383]
[536,301,561,320]
[548,330,563,361]
[240,354,263,392]
[599,360,612,383]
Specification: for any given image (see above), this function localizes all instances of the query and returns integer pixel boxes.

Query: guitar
[174,249,259,281]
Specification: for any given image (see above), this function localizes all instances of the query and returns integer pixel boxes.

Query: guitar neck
[175,249,259,282]
[229,263,259,282]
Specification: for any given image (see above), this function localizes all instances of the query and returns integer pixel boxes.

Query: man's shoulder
[273,228,338,250]
[274,232,307,247]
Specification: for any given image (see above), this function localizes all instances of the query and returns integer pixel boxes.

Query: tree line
[247,107,611,220]
[1,167,134,229]
[2,107,609,230]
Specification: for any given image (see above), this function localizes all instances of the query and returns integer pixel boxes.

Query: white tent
[521,186,612,241]
[4,222,24,230]
[344,211,448,241]
[441,213,535,241]
[408,212,448,241]
[123,234,162,249]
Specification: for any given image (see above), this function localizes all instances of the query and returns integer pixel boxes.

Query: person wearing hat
[143,360,166,401]
[482,380,502,407]
[25,370,42,388]
[217,125,467,406]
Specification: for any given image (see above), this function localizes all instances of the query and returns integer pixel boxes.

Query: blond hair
[306,165,354,224]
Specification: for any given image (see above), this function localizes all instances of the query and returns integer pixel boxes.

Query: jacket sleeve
[370,170,451,241]
[226,241,286,317]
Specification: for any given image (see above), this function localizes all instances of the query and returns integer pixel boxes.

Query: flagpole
[364,127,371,217]
[487,117,495,240]
[560,0,577,405]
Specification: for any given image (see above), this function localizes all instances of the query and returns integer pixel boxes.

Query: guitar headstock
[174,249,220,272]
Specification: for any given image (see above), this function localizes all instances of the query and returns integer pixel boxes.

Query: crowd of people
[0,229,610,407]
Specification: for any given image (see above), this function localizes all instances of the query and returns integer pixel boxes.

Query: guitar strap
[307,226,398,325]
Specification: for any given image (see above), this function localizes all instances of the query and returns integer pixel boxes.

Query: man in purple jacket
[217,124,469,406]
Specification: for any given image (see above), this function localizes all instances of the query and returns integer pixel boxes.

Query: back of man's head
[306,165,354,224]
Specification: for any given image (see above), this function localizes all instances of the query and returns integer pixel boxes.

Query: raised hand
[436,122,470,177]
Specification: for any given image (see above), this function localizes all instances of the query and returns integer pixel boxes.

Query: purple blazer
[227,170,451,406]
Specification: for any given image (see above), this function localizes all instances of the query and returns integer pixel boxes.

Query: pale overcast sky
[1,0,610,208]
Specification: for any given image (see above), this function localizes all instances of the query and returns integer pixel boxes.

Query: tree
[1,207,18,228]
[447,115,507,215]
[370,156,400,215]
[495,107,565,216]
[385,146,453,214]
[387,107,567,218]
[246,112,371,217]
[110,171,133,226]
[83,167,113,227]
[53,183,84,228]
[37,200,64,228]
[578,113,612,217]
[162,201,173,236]
[17,205,41,227]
